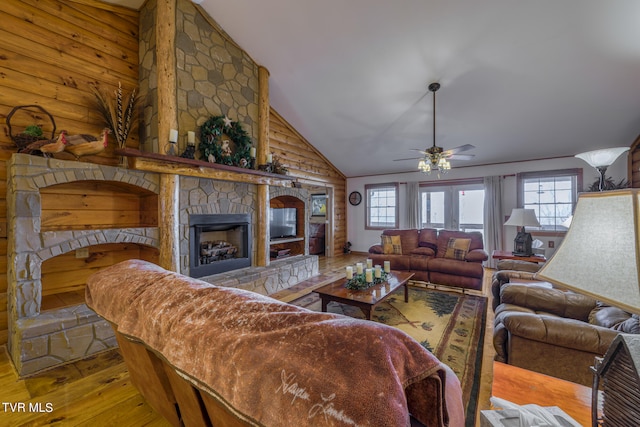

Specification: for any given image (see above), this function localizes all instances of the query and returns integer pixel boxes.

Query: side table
[491,361,592,426]
[491,249,546,264]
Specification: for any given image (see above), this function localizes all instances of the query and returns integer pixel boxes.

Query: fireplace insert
[189,213,251,278]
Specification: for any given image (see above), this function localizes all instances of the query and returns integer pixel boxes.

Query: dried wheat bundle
[90,82,139,149]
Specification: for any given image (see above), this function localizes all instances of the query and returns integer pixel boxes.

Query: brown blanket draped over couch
[86,260,464,427]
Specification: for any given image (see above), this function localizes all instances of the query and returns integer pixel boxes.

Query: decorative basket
[7,105,56,150]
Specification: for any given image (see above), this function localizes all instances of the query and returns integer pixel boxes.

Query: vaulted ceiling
[107,0,640,177]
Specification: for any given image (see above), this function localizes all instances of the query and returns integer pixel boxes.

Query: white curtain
[483,176,503,268]
[405,181,420,229]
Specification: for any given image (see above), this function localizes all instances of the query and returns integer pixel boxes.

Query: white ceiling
[107,0,640,177]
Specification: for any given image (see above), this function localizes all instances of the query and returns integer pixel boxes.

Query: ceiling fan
[394,82,475,174]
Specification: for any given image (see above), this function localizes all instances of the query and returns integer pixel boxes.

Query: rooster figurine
[21,130,68,157]
[64,128,110,159]
[64,132,98,146]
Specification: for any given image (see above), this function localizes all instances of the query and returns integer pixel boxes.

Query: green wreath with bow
[199,115,252,168]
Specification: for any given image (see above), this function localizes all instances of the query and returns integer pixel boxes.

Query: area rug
[291,285,486,427]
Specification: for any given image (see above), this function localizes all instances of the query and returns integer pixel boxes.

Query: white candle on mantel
[266,153,273,163]
[356,263,363,275]
[169,129,178,143]
[374,265,381,278]
[366,258,373,269]
[365,268,373,283]
[187,131,195,145]
[250,147,256,158]
[384,260,391,273]
[346,266,353,280]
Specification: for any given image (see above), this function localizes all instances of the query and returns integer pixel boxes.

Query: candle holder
[345,268,390,290]
[258,163,273,173]
[165,141,178,156]
[180,144,196,159]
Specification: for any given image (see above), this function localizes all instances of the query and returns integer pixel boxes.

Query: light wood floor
[0,253,496,426]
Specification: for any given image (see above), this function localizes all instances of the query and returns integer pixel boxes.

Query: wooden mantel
[117,148,296,186]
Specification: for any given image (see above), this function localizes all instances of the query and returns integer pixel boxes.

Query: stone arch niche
[7,154,160,376]
[269,186,309,259]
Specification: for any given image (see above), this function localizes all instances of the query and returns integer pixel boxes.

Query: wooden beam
[159,174,179,272]
[258,66,270,164]
[256,184,269,267]
[156,0,177,155]
[123,153,294,186]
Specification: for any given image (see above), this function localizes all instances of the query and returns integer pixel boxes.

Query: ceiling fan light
[418,159,431,174]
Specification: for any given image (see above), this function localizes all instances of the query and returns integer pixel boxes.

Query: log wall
[269,109,347,256]
[0,0,140,346]
[629,134,640,187]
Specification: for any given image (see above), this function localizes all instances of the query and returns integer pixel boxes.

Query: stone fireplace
[7,154,160,376]
[6,154,318,377]
[189,213,251,278]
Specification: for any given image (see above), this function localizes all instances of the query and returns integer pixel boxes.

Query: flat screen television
[270,208,297,238]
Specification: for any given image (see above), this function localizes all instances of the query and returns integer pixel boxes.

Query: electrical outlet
[76,248,89,259]
[548,240,555,248]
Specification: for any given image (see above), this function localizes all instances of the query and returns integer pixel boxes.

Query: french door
[420,182,484,235]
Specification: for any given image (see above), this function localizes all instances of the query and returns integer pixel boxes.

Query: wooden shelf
[116,148,296,185]
[270,237,304,245]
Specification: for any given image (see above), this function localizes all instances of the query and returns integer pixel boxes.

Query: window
[420,181,484,236]
[517,169,582,231]
[365,183,398,229]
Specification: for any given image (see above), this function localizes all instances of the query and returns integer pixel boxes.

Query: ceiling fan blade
[393,156,424,161]
[444,144,475,155]
[447,153,475,160]
[410,148,428,154]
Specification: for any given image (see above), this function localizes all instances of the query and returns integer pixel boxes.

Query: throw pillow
[443,237,471,260]
[381,235,402,255]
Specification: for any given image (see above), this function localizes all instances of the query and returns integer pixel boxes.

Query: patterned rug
[291,285,486,427]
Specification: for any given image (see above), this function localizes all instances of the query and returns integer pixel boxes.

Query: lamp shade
[504,208,540,227]
[574,147,629,168]
[536,189,640,314]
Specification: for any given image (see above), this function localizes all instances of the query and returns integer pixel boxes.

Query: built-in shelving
[270,196,306,259]
[270,237,304,244]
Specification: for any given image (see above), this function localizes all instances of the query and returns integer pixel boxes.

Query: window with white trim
[365,183,399,229]
[517,169,582,231]
[420,181,484,236]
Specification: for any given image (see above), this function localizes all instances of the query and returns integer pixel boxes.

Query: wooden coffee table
[313,271,414,320]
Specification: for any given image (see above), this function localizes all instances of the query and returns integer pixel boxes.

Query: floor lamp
[575,147,629,191]
[536,189,640,426]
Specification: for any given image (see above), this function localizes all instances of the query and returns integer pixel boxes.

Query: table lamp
[536,189,640,426]
[504,208,540,256]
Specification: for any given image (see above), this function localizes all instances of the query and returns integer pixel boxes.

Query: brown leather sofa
[308,222,325,255]
[493,282,639,386]
[368,228,488,291]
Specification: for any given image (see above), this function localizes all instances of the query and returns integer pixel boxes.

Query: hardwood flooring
[0,253,496,426]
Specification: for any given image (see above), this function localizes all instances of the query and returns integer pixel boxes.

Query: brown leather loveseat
[493,280,640,386]
[368,228,488,291]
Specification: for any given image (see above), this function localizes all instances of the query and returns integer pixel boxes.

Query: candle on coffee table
[346,266,353,279]
[366,258,373,269]
[365,268,373,283]
[356,263,363,274]
[384,261,391,273]
[374,265,381,278]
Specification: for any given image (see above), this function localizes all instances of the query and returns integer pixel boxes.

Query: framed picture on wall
[311,194,327,216]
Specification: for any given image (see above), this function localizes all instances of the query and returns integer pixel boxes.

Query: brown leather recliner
[493,283,639,386]
[491,269,544,311]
